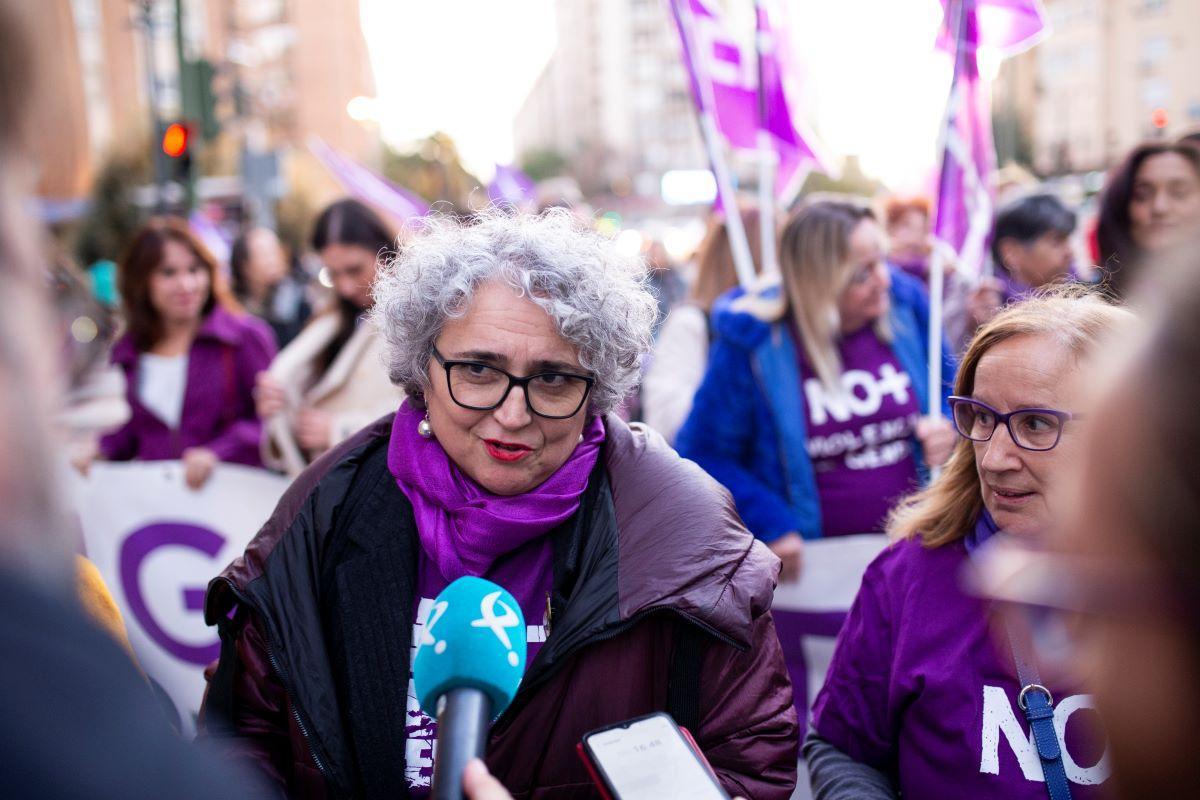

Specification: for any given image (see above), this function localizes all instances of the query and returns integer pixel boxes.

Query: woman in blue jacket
[677,200,956,579]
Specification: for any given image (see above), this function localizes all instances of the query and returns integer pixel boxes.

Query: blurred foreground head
[1058,236,1200,797]
[0,0,71,579]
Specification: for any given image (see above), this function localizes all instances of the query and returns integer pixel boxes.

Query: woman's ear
[996,238,1022,274]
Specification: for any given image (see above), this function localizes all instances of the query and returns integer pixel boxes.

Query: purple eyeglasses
[948,396,1084,452]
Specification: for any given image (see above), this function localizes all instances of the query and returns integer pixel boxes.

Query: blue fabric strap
[1007,625,1073,800]
[967,515,1072,800]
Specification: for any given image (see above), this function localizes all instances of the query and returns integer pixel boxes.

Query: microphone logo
[418,599,450,655]
[471,590,522,666]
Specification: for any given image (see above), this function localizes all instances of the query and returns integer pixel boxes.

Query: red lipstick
[484,439,533,463]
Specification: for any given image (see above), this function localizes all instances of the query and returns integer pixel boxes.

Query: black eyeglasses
[431,347,594,419]
[948,396,1084,452]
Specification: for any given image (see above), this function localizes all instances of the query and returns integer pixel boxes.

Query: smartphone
[580,712,731,800]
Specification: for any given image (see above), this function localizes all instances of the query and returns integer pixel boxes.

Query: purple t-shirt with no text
[403,543,554,796]
[799,326,920,537]
[811,537,1111,799]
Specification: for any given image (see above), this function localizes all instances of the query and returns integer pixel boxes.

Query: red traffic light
[162,122,189,157]
[1151,107,1169,130]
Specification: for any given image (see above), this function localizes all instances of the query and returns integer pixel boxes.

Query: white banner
[69,461,289,735]
[771,534,889,726]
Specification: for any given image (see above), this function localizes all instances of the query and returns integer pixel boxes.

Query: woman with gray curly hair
[201,210,799,799]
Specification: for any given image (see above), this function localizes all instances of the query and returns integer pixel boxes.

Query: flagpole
[669,0,757,288]
[928,0,972,432]
[754,0,779,277]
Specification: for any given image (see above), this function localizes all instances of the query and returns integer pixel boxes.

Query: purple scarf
[388,401,605,583]
[964,507,1001,555]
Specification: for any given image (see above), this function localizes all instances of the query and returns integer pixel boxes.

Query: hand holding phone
[579,713,731,800]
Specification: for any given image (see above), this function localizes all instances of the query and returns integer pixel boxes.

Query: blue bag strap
[1007,623,1073,800]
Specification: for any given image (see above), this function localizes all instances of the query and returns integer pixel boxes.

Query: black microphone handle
[431,687,494,800]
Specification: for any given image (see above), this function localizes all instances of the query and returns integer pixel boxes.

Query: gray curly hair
[369,209,658,415]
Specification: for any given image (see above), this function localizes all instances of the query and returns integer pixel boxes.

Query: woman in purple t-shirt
[678,200,957,581]
[806,289,1131,799]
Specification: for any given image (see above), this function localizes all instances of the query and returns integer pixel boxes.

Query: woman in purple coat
[98,218,276,488]
[805,288,1129,799]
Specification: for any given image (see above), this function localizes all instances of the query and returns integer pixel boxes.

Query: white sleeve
[641,306,709,446]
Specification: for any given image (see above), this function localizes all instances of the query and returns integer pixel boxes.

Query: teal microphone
[413,576,528,800]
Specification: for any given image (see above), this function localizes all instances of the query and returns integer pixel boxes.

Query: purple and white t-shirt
[811,537,1110,799]
[403,546,554,795]
[799,326,920,537]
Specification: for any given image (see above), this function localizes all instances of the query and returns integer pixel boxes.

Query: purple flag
[308,136,429,223]
[188,210,232,267]
[487,164,536,206]
[669,0,832,199]
[937,0,1048,57]
[933,0,1046,275]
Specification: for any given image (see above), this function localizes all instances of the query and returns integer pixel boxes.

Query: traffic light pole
[135,0,167,213]
[173,0,196,211]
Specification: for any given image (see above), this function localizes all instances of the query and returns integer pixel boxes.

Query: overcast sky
[360,0,557,181]
[361,0,998,192]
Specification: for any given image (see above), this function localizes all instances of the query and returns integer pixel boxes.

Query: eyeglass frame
[430,347,595,419]
[947,396,1084,452]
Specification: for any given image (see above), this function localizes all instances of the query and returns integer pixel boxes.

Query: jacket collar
[111,305,243,366]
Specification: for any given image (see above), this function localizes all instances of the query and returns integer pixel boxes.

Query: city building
[30,0,377,202]
[513,0,708,211]
[1000,0,1200,176]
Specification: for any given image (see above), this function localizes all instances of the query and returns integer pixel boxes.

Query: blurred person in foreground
[1097,138,1200,298]
[230,226,312,347]
[971,239,1200,797]
[199,210,798,799]
[677,199,956,581]
[94,218,277,488]
[0,2,266,796]
[254,198,403,474]
[642,206,763,445]
[805,288,1128,799]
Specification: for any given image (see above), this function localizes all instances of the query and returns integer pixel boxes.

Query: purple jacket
[100,306,276,466]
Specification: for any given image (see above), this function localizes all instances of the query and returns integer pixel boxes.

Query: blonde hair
[887,285,1133,547]
[780,198,890,391]
[690,206,765,312]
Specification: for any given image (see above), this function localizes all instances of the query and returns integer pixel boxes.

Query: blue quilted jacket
[676,268,955,541]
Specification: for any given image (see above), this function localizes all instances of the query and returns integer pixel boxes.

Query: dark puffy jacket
[199,413,798,799]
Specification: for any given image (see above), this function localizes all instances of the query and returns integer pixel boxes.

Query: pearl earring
[417,412,434,439]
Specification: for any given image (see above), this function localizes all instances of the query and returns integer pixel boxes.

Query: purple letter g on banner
[119,522,226,666]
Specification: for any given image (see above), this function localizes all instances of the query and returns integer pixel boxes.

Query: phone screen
[583,714,730,800]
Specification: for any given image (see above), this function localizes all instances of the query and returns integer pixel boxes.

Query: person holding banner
[805,288,1127,799]
[642,206,764,445]
[254,198,404,474]
[677,200,955,579]
[201,210,798,799]
[1097,138,1200,298]
[96,218,277,489]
